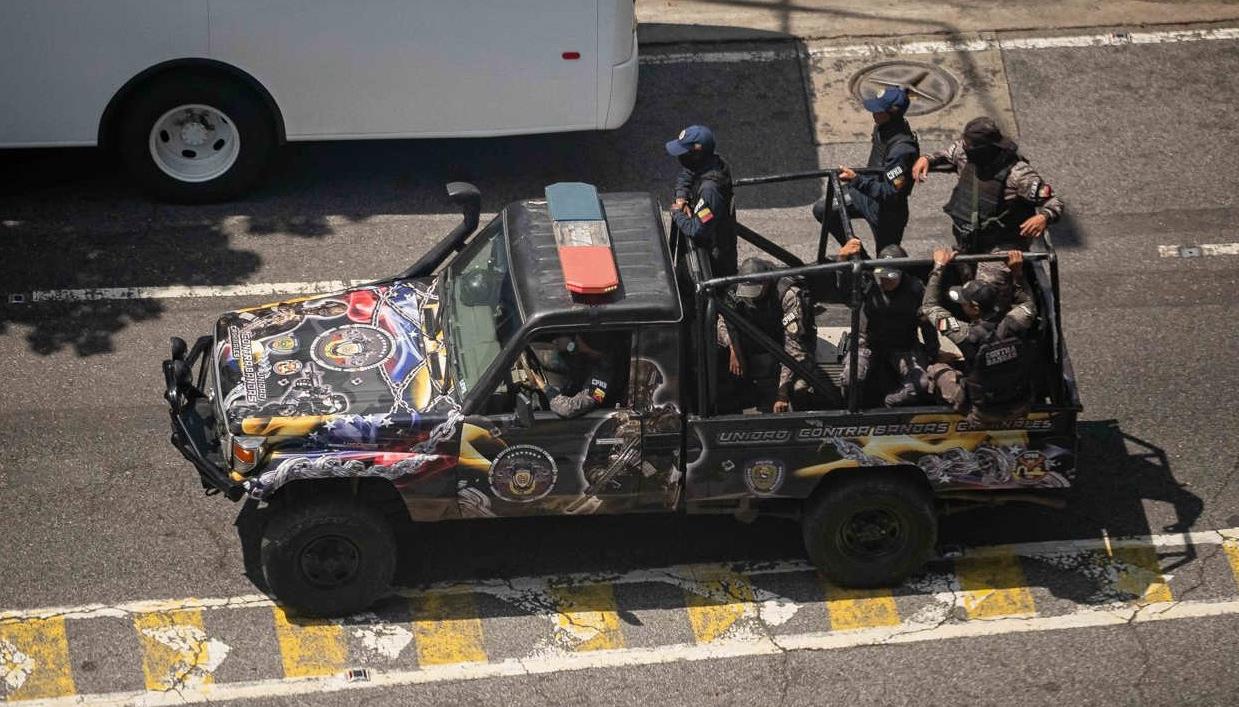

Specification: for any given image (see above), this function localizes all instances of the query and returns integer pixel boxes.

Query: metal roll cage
[679,168,1066,415]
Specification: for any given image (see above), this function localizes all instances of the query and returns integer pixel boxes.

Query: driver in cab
[522,334,613,419]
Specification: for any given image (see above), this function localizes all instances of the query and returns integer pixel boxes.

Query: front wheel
[801,471,936,588]
[261,498,397,617]
[118,74,275,203]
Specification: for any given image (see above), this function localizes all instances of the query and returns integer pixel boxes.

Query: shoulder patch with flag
[696,205,714,223]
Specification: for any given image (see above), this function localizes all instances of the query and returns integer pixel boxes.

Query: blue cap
[665,125,715,157]
[862,86,910,114]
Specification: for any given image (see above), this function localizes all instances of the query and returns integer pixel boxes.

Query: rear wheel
[118,73,274,202]
[801,471,936,587]
[261,497,396,617]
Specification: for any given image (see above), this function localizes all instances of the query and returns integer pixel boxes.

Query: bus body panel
[0,0,207,146]
[0,0,635,147]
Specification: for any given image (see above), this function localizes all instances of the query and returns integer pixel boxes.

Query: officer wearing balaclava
[666,125,737,277]
[912,116,1065,254]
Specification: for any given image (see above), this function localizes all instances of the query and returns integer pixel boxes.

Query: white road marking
[1158,243,1239,257]
[0,638,35,692]
[21,598,1239,706]
[14,280,372,304]
[640,48,794,64]
[137,624,230,689]
[349,615,415,661]
[641,26,1239,64]
[4,527,1236,625]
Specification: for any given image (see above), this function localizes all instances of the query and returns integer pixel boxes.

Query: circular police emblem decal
[272,359,302,376]
[268,335,299,354]
[488,445,558,503]
[310,325,395,372]
[744,459,786,496]
[1013,450,1049,484]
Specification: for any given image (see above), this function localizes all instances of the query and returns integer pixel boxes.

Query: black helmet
[458,269,503,307]
[734,257,776,300]
[873,244,908,284]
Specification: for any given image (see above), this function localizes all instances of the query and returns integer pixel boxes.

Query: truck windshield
[445,218,521,399]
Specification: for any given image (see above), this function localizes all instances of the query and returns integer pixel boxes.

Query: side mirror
[514,392,535,428]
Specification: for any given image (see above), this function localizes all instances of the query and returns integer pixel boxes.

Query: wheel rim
[147,104,241,183]
[298,535,362,589]
[837,506,907,560]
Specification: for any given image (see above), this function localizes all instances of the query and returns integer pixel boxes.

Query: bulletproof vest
[735,278,810,363]
[944,157,1036,251]
[864,278,921,351]
[964,333,1031,414]
[692,157,738,276]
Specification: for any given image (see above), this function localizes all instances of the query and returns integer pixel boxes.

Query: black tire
[117,73,274,203]
[801,471,936,588]
[261,497,397,617]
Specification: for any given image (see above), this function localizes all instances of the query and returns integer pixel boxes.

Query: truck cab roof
[504,191,683,329]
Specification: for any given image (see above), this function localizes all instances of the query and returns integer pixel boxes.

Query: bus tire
[801,471,936,588]
[118,73,274,203]
[261,497,397,618]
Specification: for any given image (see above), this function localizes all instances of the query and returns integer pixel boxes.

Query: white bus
[0,1,639,202]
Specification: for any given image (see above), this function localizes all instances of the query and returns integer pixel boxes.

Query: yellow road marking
[823,583,901,631]
[682,566,755,643]
[0,617,76,701]
[271,607,347,679]
[547,583,624,652]
[133,609,224,691]
[956,549,1037,619]
[1113,544,1173,604]
[410,591,487,666]
[1224,540,1239,590]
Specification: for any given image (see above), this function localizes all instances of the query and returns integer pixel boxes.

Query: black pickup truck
[163,175,1082,616]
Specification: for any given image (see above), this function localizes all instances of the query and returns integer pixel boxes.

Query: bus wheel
[261,497,397,618]
[801,471,936,588]
[118,74,274,203]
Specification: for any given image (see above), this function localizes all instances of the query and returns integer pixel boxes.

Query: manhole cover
[849,61,960,116]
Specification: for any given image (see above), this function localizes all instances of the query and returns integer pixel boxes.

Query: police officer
[911,116,1064,253]
[717,257,812,413]
[921,248,1033,423]
[838,240,938,407]
[813,86,919,254]
[666,125,737,277]
[527,334,613,419]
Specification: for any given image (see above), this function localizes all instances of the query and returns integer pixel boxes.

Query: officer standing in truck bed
[813,86,920,254]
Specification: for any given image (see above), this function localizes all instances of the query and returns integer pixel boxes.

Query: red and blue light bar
[544,182,620,295]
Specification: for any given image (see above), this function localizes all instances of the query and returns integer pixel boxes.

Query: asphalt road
[2,24,1238,707]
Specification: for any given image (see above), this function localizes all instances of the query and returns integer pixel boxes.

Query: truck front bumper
[162,335,243,500]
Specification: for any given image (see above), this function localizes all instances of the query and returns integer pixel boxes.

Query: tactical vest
[944,159,1036,252]
[864,278,921,352]
[693,159,738,277]
[734,278,811,360]
[964,334,1031,416]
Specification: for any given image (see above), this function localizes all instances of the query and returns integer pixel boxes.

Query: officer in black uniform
[813,86,919,254]
[838,241,938,407]
[527,334,613,419]
[718,258,812,413]
[667,125,738,277]
[921,248,1033,423]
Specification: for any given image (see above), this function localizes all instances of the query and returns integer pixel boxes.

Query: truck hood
[213,279,456,433]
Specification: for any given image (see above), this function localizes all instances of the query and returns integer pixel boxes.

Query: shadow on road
[0,33,822,357]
